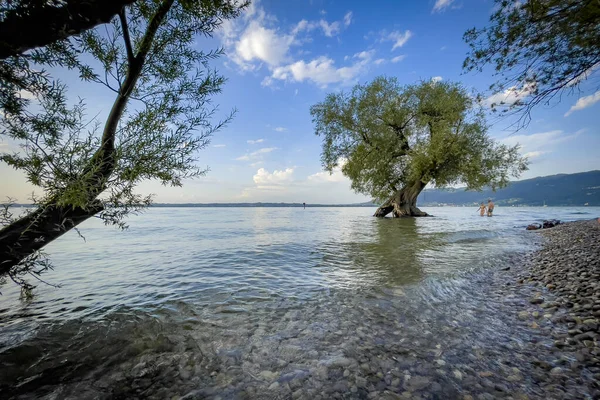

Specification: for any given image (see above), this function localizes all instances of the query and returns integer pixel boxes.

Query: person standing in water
[487,199,495,217]
[303,202,306,209]
[478,202,486,216]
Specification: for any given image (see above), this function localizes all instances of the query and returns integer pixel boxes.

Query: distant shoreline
[7,203,599,208]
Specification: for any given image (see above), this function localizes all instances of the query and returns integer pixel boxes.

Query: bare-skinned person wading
[487,199,494,217]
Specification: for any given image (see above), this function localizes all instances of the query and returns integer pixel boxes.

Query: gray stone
[406,375,431,391]
[259,370,278,381]
[518,311,529,320]
[550,367,563,376]
[356,377,368,388]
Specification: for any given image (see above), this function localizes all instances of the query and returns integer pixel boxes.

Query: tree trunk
[374,180,428,218]
[0,0,137,60]
[0,201,104,276]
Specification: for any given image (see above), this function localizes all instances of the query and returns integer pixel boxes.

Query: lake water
[0,206,598,399]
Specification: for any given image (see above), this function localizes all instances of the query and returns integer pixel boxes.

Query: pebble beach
[1,214,599,400]
[513,219,600,399]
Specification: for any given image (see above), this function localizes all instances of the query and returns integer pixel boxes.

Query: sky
[1,0,599,204]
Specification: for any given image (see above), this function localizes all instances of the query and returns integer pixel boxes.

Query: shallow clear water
[0,206,598,398]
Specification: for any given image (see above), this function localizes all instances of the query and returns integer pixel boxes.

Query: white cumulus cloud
[235,21,293,67]
[219,3,361,86]
[564,90,600,117]
[253,167,295,185]
[271,50,374,88]
[307,158,348,183]
[391,55,406,63]
[431,76,443,83]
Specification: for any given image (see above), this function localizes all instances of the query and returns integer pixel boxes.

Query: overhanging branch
[0,0,137,59]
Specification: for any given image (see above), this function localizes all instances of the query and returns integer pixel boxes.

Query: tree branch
[119,8,135,65]
[0,0,137,59]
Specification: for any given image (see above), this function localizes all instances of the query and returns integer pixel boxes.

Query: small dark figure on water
[487,199,494,217]
[303,202,306,209]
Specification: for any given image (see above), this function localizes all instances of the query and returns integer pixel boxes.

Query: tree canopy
[310,77,527,217]
[463,0,600,126]
[0,0,248,287]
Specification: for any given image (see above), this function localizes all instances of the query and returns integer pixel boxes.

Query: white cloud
[292,13,351,37]
[307,169,346,183]
[523,151,547,160]
[261,76,275,87]
[432,0,455,13]
[319,19,341,37]
[236,147,277,161]
[271,50,374,88]
[220,3,358,83]
[219,3,294,70]
[483,81,536,107]
[374,58,386,65]
[385,30,413,51]
[253,167,294,185]
[564,90,600,117]
[343,11,353,27]
[235,21,294,67]
[18,89,36,100]
[274,127,287,132]
[213,144,226,148]
[291,19,310,35]
[500,129,583,160]
[431,76,443,83]
[307,158,348,183]
[247,139,264,144]
[391,55,406,63]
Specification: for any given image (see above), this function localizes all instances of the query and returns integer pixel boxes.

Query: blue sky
[1,0,599,204]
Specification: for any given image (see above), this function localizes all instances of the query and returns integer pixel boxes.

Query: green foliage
[0,0,247,227]
[464,0,600,125]
[310,77,528,203]
[0,0,248,288]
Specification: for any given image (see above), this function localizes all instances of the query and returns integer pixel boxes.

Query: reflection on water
[344,218,429,286]
[0,207,597,398]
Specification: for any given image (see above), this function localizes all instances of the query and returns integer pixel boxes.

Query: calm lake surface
[0,206,598,399]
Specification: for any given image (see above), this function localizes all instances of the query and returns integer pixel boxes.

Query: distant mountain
[418,170,600,206]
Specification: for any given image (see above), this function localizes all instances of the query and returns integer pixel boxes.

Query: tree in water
[463,0,600,127]
[0,0,248,287]
[310,77,528,218]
